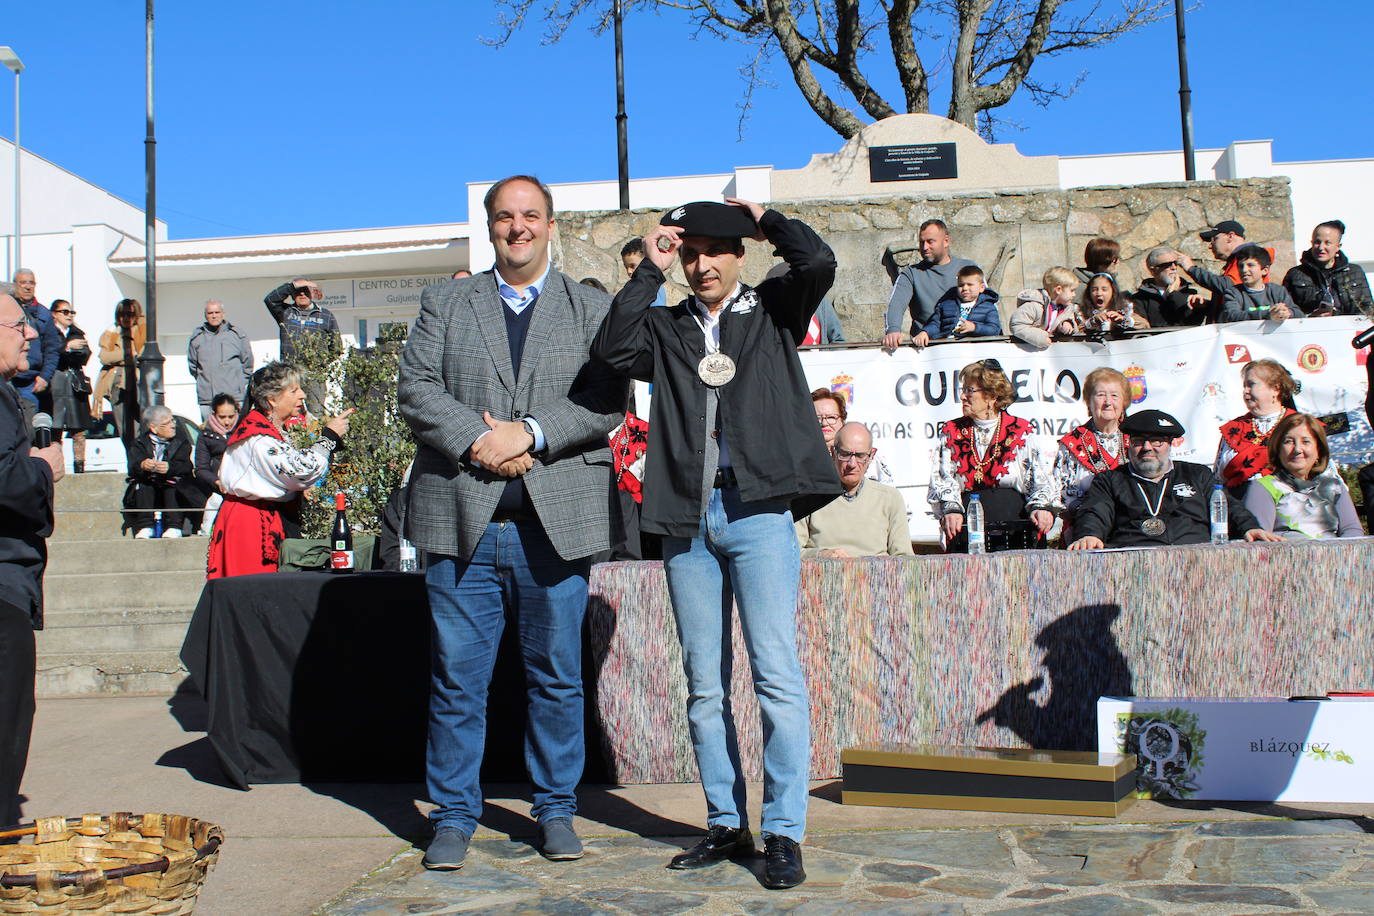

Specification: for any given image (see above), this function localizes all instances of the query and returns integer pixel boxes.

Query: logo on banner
[830,374,854,407]
[1117,710,1205,799]
[1124,366,1148,404]
[1297,344,1328,373]
[1225,344,1251,364]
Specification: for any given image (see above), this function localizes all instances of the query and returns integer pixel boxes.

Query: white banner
[796,318,1373,542]
[1098,697,1374,803]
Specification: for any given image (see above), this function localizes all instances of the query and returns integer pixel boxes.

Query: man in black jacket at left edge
[0,284,65,826]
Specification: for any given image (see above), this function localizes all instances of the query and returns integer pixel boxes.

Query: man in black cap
[593,198,839,889]
[1068,410,1282,550]
[1177,221,1275,323]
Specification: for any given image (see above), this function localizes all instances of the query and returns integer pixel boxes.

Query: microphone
[1353,326,1374,349]
[33,413,53,449]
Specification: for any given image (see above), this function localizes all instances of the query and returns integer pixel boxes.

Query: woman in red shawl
[206,362,352,579]
[1215,359,1298,490]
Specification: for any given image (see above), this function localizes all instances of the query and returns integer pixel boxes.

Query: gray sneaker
[423,828,470,870]
[538,817,584,860]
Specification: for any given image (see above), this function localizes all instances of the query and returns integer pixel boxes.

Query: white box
[1096,697,1374,803]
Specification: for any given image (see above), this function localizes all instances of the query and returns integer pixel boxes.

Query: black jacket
[1283,250,1374,318]
[1073,460,1260,548]
[56,324,92,374]
[0,384,54,629]
[1131,281,1202,327]
[194,427,228,492]
[127,432,194,488]
[592,209,842,537]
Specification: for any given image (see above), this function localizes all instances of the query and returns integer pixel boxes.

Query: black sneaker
[761,833,806,889]
[422,828,470,870]
[667,825,755,869]
[538,817,584,861]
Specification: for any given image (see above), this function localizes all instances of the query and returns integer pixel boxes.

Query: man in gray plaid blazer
[398,175,625,870]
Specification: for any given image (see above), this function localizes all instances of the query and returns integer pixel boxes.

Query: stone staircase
[36,472,205,697]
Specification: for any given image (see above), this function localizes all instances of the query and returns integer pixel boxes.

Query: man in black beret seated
[593,199,840,889]
[1068,409,1283,550]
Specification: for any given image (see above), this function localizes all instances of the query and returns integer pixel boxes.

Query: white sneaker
[135,528,155,539]
[162,528,183,538]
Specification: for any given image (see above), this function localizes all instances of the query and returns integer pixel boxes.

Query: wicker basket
[0,812,223,915]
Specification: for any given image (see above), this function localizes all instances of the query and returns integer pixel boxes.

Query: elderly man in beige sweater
[795,422,914,558]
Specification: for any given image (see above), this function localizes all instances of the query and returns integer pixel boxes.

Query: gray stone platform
[318,818,1374,915]
[19,696,1374,916]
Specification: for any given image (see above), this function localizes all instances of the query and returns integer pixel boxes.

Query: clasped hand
[471,411,535,478]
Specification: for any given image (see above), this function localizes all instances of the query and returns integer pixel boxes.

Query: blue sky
[3,1,1365,239]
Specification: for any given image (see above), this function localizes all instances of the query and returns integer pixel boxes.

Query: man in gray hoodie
[883,220,975,352]
[187,300,254,419]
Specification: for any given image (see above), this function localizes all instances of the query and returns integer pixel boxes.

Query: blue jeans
[425,521,590,836]
[662,486,811,841]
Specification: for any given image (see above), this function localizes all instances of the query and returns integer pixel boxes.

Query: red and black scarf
[940,412,1031,490]
[227,408,284,447]
[1219,409,1294,488]
[1060,423,1122,474]
[609,411,650,503]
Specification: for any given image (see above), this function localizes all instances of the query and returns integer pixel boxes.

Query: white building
[3,130,1370,419]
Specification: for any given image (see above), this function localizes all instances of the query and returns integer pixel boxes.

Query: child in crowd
[912,264,1002,348]
[1222,246,1294,323]
[1011,267,1082,349]
[1080,273,1149,332]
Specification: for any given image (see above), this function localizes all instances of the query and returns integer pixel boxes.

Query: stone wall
[551,176,1294,343]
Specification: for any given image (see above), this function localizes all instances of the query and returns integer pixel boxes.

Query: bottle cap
[335,492,346,511]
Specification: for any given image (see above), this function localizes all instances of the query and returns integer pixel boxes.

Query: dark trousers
[128,482,185,532]
[1359,462,1374,526]
[0,598,36,827]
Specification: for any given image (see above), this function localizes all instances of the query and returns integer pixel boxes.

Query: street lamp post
[1173,0,1196,181]
[139,0,165,408]
[0,47,23,272]
[613,0,629,210]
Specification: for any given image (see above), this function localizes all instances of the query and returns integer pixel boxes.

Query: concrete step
[35,650,187,698]
[46,537,207,576]
[36,619,192,655]
[44,569,208,613]
[54,469,128,509]
[53,508,129,540]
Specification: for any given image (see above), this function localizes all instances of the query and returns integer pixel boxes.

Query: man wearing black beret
[1068,409,1282,549]
[593,198,840,889]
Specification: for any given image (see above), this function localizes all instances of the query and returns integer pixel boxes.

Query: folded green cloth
[278,534,379,572]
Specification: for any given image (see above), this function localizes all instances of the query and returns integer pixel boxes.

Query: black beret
[1121,409,1185,438]
[660,201,757,239]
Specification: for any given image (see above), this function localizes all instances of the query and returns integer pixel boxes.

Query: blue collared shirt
[495,262,551,317]
[473,262,553,457]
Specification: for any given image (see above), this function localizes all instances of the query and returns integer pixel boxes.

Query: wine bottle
[330,492,355,572]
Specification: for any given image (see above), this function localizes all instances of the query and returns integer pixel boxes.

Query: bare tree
[489,0,1171,140]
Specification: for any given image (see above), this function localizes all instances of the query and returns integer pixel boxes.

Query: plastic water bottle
[967,494,986,555]
[398,538,419,573]
[1209,484,1228,545]
[152,511,163,539]
[1123,300,1136,329]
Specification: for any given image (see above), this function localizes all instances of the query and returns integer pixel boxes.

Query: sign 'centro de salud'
[868,142,959,182]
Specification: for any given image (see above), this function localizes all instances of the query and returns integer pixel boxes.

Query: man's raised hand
[642,226,682,272]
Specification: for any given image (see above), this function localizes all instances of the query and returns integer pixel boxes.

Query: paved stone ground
[318,818,1374,915]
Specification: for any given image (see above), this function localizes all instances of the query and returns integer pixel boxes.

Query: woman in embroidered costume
[206,362,353,579]
[1243,413,1363,539]
[1054,367,1130,527]
[1215,359,1298,490]
[929,360,1058,551]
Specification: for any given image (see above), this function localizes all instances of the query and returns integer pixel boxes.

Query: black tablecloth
[181,571,608,788]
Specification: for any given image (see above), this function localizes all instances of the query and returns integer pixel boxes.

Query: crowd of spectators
[877,219,1371,353]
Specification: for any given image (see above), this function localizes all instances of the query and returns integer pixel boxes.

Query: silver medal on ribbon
[1140,517,1166,536]
[697,352,737,387]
